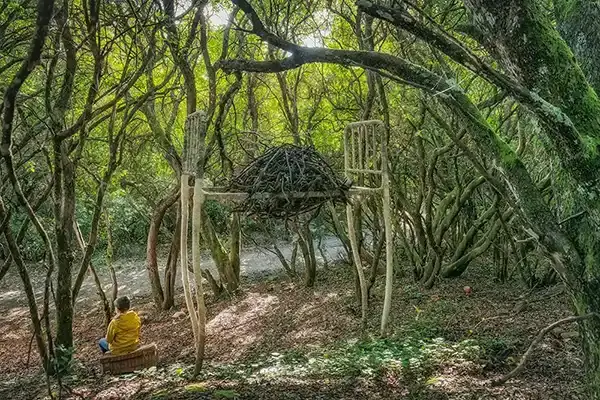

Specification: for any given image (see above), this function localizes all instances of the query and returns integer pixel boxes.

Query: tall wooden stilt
[181,111,209,376]
[380,123,394,336]
[191,177,207,374]
[180,174,198,339]
[347,202,368,328]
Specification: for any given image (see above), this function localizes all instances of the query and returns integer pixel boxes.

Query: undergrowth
[125,336,485,399]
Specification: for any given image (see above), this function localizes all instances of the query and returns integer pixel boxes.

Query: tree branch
[1,0,55,152]
[356,0,596,187]
[223,0,582,289]
[493,313,599,385]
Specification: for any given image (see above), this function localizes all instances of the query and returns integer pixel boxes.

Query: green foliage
[105,196,151,250]
[214,389,240,399]
[52,345,76,377]
[305,337,480,380]
[20,229,48,261]
[205,201,232,235]
[197,336,481,384]
[185,383,208,393]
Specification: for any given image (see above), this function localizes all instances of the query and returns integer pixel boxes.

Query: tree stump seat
[100,343,158,374]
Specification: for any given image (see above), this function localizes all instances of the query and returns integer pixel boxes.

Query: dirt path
[0,237,345,314]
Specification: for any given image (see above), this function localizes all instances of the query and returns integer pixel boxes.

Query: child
[99,296,141,355]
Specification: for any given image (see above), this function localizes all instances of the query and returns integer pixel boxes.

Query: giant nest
[227,144,351,219]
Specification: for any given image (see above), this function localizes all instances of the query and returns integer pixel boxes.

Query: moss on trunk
[465,0,600,180]
[463,1,600,394]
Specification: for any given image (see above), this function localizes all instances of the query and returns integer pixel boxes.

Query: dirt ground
[0,259,587,400]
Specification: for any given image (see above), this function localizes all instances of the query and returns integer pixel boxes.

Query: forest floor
[0,244,587,400]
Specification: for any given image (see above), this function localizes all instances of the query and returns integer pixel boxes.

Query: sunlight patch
[207,293,279,353]
[208,293,279,331]
[0,290,20,301]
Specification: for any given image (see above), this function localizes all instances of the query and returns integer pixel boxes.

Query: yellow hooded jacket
[106,310,141,355]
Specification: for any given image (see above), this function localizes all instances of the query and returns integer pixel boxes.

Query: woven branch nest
[227,144,351,218]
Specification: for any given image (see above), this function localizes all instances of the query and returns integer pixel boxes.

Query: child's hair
[115,296,131,312]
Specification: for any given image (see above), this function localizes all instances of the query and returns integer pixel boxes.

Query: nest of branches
[227,144,351,218]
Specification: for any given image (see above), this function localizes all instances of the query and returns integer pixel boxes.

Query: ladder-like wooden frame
[344,120,394,334]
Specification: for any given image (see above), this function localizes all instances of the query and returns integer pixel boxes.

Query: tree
[219,0,600,394]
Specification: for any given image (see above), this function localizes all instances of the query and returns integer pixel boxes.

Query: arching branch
[221,0,582,290]
[493,313,599,386]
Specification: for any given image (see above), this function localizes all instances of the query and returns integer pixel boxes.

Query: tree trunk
[555,0,600,94]
[163,202,181,310]
[297,221,317,287]
[73,222,112,325]
[0,197,49,371]
[229,212,241,282]
[0,256,11,282]
[327,202,352,262]
[317,234,328,269]
[146,185,179,308]
[367,232,385,298]
[463,0,600,183]
[54,138,75,360]
[273,240,296,278]
[201,208,238,293]
[575,290,600,396]
[105,209,117,312]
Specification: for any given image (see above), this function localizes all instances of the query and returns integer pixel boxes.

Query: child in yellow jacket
[99,296,141,355]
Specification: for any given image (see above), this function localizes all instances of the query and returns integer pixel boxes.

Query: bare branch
[1,0,55,151]
[493,313,599,385]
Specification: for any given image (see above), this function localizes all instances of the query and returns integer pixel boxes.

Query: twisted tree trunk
[146,185,179,308]
[225,0,600,392]
[162,203,181,310]
[461,1,600,393]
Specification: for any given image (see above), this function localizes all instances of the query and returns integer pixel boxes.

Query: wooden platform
[201,186,380,201]
[100,343,158,374]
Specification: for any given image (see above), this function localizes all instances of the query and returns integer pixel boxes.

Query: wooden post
[345,126,368,328]
[191,176,207,374]
[380,123,394,336]
[180,173,198,340]
[189,111,208,375]
[181,111,209,376]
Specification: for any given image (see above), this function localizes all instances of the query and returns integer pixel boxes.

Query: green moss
[493,135,518,167]
[554,0,577,21]
[184,383,208,393]
[581,134,600,159]
[509,1,600,140]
